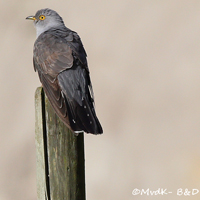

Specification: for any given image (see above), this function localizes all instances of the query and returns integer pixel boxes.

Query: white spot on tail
[74,130,83,133]
[74,130,84,136]
[74,131,84,136]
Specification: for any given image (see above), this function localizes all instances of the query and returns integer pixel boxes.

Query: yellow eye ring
[39,15,45,20]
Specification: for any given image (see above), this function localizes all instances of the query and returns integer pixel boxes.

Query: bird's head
[26,8,65,37]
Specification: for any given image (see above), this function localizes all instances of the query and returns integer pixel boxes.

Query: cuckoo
[26,8,103,134]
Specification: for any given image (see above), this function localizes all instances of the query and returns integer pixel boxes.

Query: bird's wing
[64,31,88,67]
[33,32,73,128]
[61,31,102,133]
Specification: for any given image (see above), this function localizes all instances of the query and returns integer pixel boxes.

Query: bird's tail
[67,98,103,134]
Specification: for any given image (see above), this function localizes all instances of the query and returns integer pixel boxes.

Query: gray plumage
[26,8,103,134]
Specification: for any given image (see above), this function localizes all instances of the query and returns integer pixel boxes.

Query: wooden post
[35,87,86,200]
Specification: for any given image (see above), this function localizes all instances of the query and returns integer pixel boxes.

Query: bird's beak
[26,16,36,21]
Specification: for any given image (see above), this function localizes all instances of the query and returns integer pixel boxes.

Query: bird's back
[33,28,103,134]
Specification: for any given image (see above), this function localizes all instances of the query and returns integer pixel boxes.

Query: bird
[26,8,103,134]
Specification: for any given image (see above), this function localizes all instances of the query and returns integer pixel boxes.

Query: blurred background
[1,0,200,199]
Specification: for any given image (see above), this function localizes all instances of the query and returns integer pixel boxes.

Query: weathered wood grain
[35,87,86,200]
[35,87,47,200]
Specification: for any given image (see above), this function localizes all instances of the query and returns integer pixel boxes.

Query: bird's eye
[39,15,45,20]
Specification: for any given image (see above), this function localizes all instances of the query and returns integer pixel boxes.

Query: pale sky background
[1,1,200,200]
